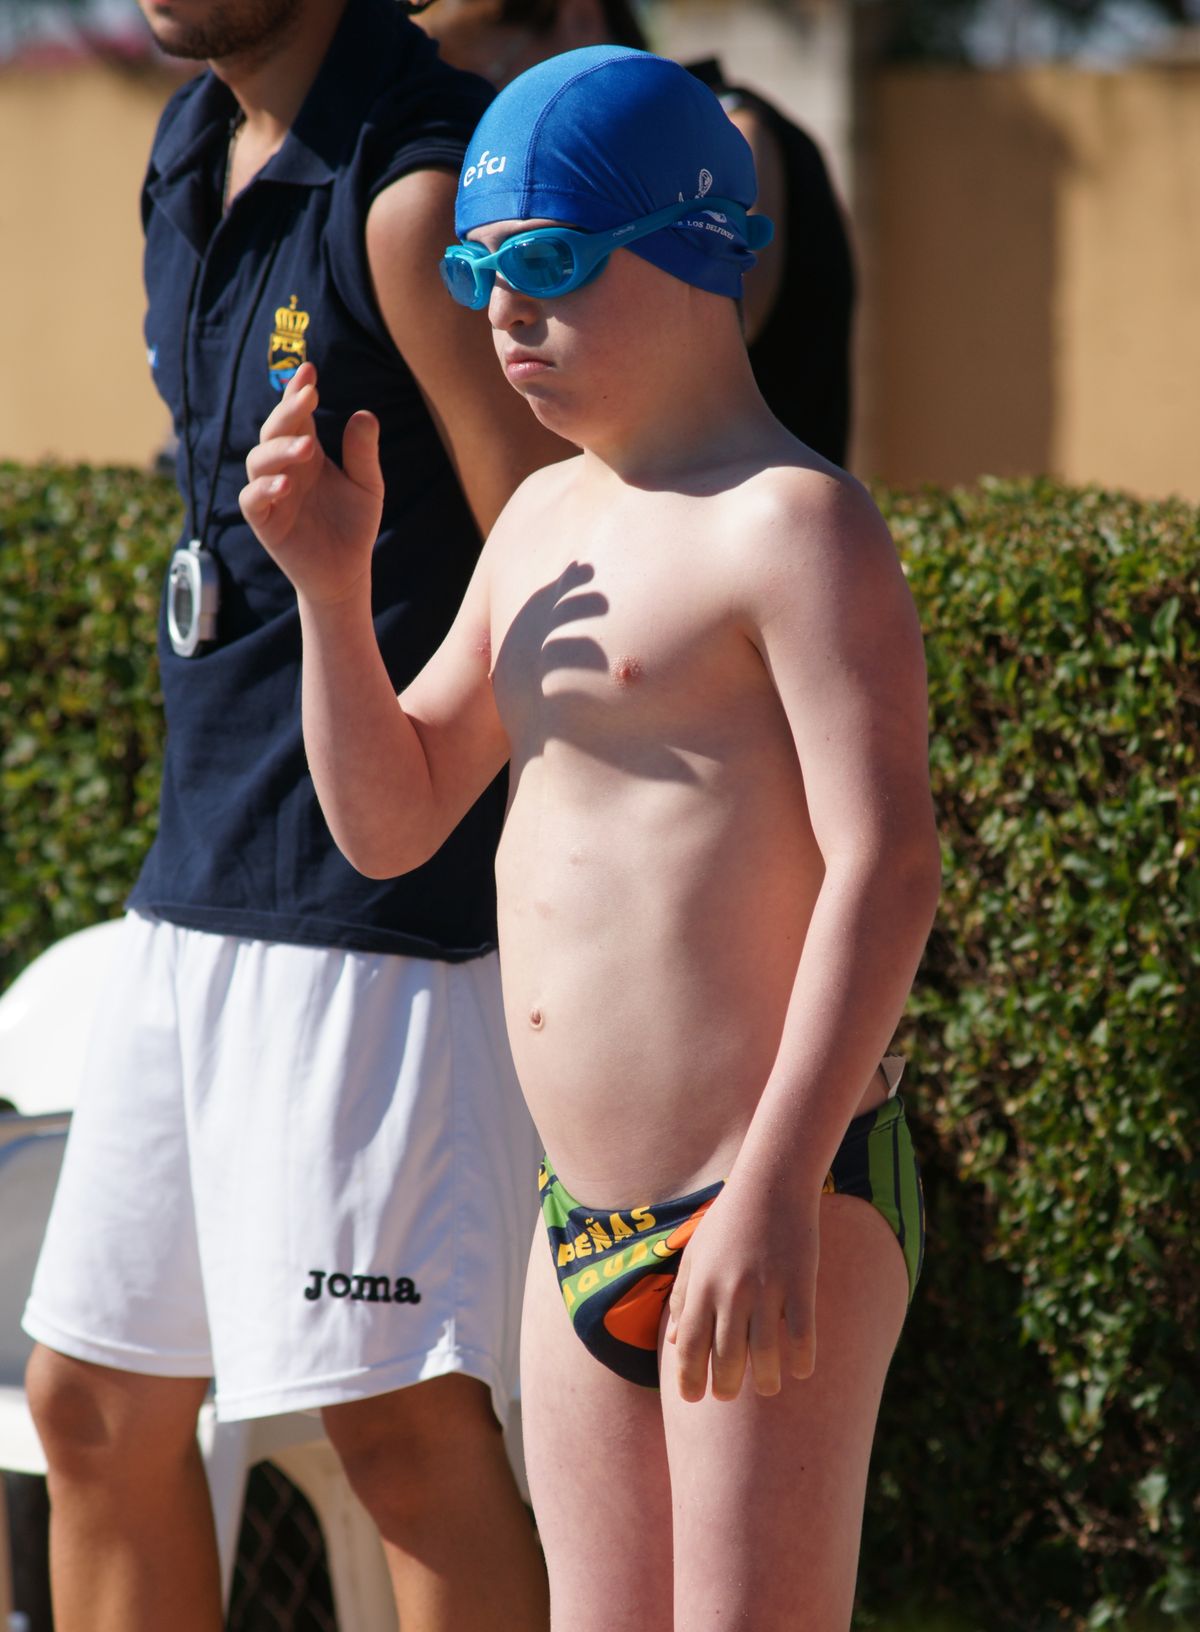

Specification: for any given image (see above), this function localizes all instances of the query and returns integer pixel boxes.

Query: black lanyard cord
[178,229,285,550]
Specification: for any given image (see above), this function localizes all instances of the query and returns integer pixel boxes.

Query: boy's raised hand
[665,1175,819,1403]
[240,361,385,607]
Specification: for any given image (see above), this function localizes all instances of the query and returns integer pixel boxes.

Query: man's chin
[138,0,305,65]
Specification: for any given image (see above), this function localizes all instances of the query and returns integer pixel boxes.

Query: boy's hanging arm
[666,470,942,1405]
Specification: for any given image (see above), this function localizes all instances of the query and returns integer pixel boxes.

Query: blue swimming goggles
[440,197,773,310]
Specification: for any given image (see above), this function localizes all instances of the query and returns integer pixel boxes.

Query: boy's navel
[528,1005,545,1031]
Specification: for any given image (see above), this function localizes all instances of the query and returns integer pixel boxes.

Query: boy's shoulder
[710,446,894,583]
[488,451,583,537]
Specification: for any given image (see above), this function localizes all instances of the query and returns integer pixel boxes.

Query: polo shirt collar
[146,0,419,244]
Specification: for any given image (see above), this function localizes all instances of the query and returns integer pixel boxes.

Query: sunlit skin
[240,228,941,1629]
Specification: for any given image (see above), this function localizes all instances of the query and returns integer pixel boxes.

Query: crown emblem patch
[269,294,310,393]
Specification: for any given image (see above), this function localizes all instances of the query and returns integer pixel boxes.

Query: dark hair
[497,0,649,50]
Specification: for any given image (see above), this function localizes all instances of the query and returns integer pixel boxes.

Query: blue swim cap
[454,46,764,300]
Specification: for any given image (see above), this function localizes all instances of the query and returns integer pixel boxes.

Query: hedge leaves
[2,464,1197,1630]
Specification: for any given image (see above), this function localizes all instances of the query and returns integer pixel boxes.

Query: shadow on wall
[859,70,1068,487]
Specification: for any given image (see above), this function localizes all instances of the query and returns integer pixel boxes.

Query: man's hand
[239,361,386,608]
[665,1177,819,1403]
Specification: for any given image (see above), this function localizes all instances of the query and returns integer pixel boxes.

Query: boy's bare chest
[489,532,743,746]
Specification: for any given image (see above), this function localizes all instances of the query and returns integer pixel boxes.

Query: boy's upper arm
[365,167,568,536]
[743,475,933,866]
[397,520,512,836]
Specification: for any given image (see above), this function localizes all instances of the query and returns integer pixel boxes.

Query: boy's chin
[520,389,583,443]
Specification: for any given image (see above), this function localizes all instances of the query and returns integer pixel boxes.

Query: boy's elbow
[337,827,440,881]
[893,821,943,925]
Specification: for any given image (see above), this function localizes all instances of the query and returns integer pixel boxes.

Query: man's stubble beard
[143,0,307,64]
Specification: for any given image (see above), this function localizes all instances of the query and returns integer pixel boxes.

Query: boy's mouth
[504,350,553,383]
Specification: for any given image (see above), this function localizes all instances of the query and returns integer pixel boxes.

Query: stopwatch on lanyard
[167,203,281,658]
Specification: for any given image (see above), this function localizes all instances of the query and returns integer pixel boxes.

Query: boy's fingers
[341,410,384,498]
[747,1306,783,1398]
[709,1308,750,1402]
[245,435,316,484]
[238,477,280,533]
[665,1252,692,1344]
[258,378,318,443]
[672,1303,714,1403]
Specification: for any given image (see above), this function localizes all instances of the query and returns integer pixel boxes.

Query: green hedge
[2,465,1197,1630]
[864,480,1199,1632]
[0,463,178,987]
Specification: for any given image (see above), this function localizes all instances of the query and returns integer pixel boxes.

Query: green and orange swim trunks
[539,1095,925,1388]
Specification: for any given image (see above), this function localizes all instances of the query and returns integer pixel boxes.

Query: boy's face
[466,217,696,443]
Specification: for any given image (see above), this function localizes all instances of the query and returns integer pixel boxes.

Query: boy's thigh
[660,1193,909,1632]
[520,1234,673,1632]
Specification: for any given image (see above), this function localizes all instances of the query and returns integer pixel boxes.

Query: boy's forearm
[734,834,941,1194]
[297,587,438,879]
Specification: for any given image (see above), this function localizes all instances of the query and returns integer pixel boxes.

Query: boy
[240,47,940,1631]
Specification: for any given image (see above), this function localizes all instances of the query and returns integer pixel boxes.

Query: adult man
[416,0,857,462]
[241,46,940,1629]
[23,1,560,1627]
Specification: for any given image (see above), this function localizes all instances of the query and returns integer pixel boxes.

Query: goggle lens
[439,253,488,309]
[501,236,576,296]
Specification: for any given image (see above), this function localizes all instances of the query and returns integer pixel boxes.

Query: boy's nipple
[611,655,643,686]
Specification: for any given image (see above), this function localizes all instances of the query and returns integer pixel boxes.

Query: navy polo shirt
[130,0,505,960]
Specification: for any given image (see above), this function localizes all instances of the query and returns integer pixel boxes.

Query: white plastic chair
[0,1120,69,1623]
[0,918,126,1117]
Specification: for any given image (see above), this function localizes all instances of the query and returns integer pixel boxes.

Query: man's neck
[212,0,351,150]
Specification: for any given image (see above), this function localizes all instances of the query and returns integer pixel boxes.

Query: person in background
[416,0,857,464]
[22,0,563,1628]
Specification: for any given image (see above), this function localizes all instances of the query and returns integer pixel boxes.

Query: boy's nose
[487,277,539,330]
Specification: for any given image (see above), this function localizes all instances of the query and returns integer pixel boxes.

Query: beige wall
[4,55,1199,503]
[0,61,177,468]
[857,64,1200,501]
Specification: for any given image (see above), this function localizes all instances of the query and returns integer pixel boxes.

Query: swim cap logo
[269,295,309,394]
[463,149,507,187]
[698,168,713,197]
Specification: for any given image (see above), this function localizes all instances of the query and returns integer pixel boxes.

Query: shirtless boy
[240,47,941,1632]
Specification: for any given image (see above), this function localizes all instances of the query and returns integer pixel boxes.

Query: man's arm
[366,167,569,535]
[667,473,942,1403]
[239,364,510,878]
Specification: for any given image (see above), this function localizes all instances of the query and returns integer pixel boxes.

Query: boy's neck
[580,347,781,491]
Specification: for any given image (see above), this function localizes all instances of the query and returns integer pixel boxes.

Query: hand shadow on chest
[492,560,699,786]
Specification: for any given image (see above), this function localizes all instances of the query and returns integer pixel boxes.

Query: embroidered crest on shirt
[269,295,309,392]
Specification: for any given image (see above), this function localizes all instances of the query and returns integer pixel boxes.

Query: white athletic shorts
[23,911,541,1424]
